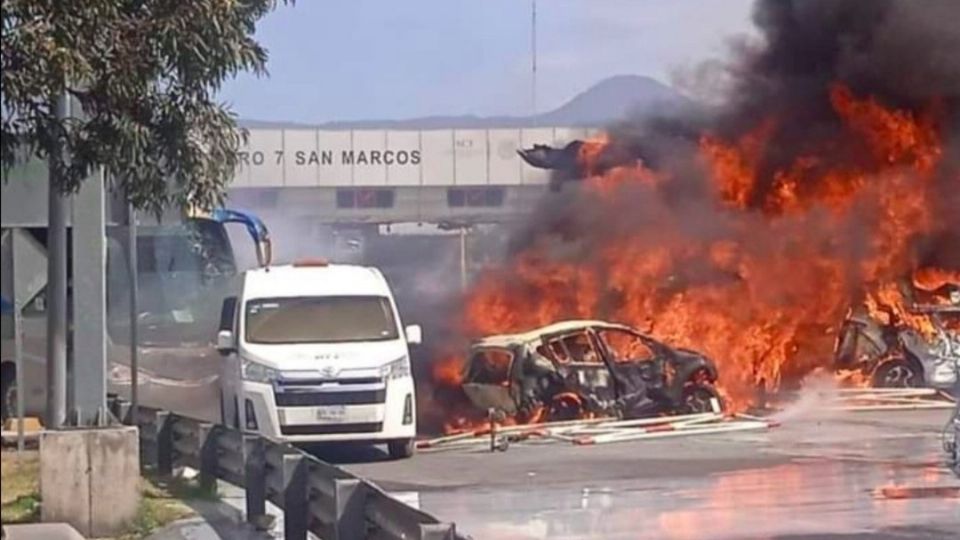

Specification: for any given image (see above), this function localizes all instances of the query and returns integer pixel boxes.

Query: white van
[216,261,421,459]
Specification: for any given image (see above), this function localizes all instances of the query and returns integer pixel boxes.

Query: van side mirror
[219,296,237,332]
[405,324,423,346]
[216,329,236,355]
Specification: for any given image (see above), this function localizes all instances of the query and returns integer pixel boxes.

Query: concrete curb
[2,523,85,540]
[145,495,274,540]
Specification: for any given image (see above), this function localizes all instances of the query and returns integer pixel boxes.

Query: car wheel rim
[884,365,917,387]
[549,397,583,421]
[684,389,712,413]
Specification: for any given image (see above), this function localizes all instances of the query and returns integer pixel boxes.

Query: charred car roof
[471,320,638,349]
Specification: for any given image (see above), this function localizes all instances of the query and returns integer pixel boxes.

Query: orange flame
[577,132,611,174]
[865,281,939,340]
[913,267,960,291]
[432,355,466,387]
[432,84,951,421]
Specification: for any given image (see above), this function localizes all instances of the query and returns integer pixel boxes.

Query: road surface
[326,407,960,540]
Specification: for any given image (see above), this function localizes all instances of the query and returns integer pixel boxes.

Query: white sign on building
[232,127,597,188]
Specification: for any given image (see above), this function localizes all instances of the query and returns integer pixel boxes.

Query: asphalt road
[325,406,960,540]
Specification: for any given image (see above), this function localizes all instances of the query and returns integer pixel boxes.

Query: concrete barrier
[3,523,85,540]
[39,426,140,537]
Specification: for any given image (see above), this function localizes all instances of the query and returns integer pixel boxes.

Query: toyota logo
[320,366,337,378]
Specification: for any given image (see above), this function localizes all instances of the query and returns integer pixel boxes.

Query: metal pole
[128,203,139,421]
[45,90,69,429]
[8,229,25,456]
[459,227,468,292]
[69,169,108,426]
[14,300,25,456]
[531,0,538,116]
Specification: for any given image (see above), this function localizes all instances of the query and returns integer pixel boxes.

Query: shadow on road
[147,498,271,540]
[298,442,395,465]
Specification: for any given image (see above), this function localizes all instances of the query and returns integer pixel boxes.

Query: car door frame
[461,344,523,416]
[539,327,618,404]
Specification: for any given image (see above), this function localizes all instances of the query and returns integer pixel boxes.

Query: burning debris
[517,137,648,192]
[459,320,721,424]
[835,279,960,389]
[428,0,960,429]
[417,411,774,452]
[516,142,584,174]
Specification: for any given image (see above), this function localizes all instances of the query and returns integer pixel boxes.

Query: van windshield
[245,296,398,344]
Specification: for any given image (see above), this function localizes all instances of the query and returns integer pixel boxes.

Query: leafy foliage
[1,0,290,213]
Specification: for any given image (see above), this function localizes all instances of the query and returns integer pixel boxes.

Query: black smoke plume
[512,0,959,267]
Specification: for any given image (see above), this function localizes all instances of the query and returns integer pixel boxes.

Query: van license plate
[315,405,347,422]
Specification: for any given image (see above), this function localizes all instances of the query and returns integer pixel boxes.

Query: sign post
[128,202,139,423]
[14,298,25,456]
[45,89,70,429]
[70,168,109,425]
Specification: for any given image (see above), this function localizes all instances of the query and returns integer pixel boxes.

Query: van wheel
[387,439,415,460]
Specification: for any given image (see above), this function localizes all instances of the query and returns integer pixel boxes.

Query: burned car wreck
[835,284,960,390]
[461,320,722,423]
[516,132,678,192]
[517,140,645,192]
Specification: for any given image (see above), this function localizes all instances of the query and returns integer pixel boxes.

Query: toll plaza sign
[237,148,422,167]
[232,127,590,187]
[233,128,433,187]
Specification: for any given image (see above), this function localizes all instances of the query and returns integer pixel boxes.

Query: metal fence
[109,399,459,540]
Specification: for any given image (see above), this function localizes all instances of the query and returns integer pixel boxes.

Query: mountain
[240,75,690,130]
[536,75,687,125]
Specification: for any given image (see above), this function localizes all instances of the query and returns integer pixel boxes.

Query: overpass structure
[1,124,595,229]
[229,125,597,225]
[1,123,595,296]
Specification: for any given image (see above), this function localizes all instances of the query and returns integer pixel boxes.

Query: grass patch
[117,473,222,540]
[1,450,41,524]
[117,472,219,539]
[2,450,215,539]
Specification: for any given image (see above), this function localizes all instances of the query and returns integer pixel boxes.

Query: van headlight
[242,358,279,383]
[380,357,411,380]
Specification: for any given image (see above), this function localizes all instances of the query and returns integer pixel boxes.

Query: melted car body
[834,284,959,389]
[462,320,721,422]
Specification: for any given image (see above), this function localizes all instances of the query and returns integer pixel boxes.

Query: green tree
[1,0,290,213]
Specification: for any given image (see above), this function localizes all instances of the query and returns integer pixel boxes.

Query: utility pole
[459,227,469,292]
[128,202,139,421]
[45,88,69,429]
[13,263,25,455]
[531,0,537,114]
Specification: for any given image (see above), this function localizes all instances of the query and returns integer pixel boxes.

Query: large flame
[439,84,952,417]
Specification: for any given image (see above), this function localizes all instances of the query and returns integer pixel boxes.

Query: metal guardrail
[110,399,459,540]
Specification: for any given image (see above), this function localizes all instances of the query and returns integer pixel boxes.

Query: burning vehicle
[432,0,960,422]
[835,282,960,390]
[460,320,721,423]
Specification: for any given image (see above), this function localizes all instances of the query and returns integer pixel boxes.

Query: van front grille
[280,423,384,436]
[274,389,386,407]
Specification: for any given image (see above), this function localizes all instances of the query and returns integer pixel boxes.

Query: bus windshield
[105,218,238,346]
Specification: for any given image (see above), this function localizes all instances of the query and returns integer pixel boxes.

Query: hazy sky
[220,0,755,123]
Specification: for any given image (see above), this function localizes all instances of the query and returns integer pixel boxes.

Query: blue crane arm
[209,208,273,267]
